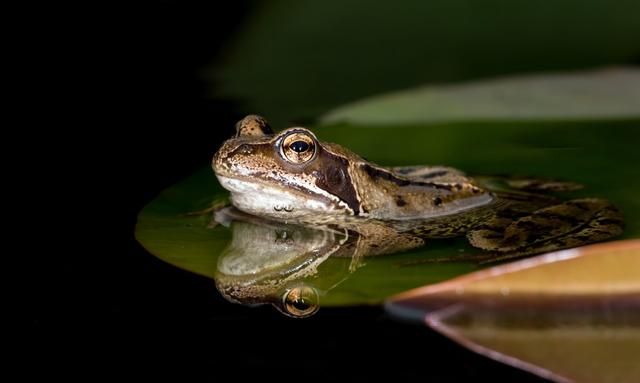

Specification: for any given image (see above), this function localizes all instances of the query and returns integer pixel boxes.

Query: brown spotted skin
[212,115,625,263]
[467,198,624,262]
[213,127,364,217]
[351,163,491,219]
[214,116,492,220]
[235,115,273,137]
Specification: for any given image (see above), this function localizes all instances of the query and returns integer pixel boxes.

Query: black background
[37,2,550,380]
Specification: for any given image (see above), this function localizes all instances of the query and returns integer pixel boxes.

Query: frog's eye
[281,131,316,164]
[280,285,320,318]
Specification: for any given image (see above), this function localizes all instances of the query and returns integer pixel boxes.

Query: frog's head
[213,115,363,219]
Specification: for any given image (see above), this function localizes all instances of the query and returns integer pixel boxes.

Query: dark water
[136,120,639,313]
[45,2,640,381]
[132,117,639,380]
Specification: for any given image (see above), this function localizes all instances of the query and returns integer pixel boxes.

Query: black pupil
[292,298,310,311]
[290,140,310,153]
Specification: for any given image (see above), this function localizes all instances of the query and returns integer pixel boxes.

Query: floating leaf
[322,68,640,125]
[136,122,640,310]
[386,240,640,383]
[212,1,640,126]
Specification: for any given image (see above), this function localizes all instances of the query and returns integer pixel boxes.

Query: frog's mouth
[215,174,349,218]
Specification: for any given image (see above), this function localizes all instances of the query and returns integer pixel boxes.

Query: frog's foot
[467,198,624,263]
[180,199,230,228]
[182,199,229,216]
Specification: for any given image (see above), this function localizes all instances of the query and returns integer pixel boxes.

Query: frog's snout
[212,140,234,174]
[211,146,222,170]
[213,139,262,176]
[211,149,222,174]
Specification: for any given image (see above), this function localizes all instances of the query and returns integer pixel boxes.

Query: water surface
[136,121,640,315]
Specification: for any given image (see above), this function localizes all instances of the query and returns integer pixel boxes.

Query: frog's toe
[466,217,521,252]
[470,198,624,262]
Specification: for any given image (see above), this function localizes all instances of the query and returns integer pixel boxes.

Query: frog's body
[212,115,623,263]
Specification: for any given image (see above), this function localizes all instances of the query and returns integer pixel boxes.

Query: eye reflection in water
[213,207,361,318]
[281,285,320,318]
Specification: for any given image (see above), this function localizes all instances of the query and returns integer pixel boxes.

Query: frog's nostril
[212,150,221,167]
[237,144,253,155]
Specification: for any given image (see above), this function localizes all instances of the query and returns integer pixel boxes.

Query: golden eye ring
[280,131,316,164]
[281,285,320,318]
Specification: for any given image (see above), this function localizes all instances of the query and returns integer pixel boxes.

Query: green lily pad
[322,68,640,125]
[135,120,640,308]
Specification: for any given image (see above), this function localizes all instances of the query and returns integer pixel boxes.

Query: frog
[212,115,624,264]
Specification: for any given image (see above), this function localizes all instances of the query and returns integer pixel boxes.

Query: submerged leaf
[386,240,640,383]
[322,68,640,125]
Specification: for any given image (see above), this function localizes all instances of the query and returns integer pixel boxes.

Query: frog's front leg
[467,198,624,262]
[181,197,230,228]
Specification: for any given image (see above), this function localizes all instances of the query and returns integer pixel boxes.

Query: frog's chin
[215,175,348,219]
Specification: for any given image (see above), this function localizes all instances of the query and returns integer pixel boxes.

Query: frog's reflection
[214,207,361,318]
[213,206,430,317]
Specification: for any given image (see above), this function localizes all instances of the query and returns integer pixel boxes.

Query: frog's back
[350,164,494,220]
[389,165,468,184]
